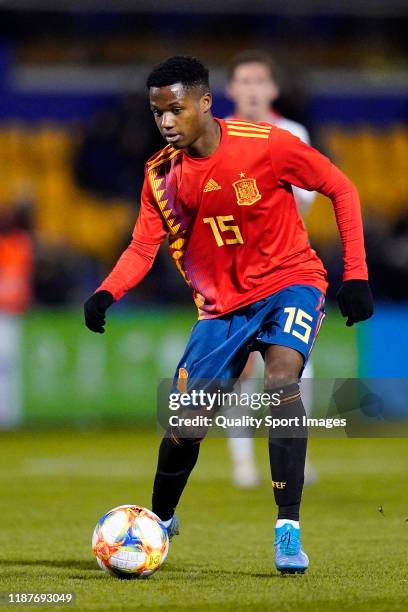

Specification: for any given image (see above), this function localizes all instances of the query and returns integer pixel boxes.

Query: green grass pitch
[0,430,407,611]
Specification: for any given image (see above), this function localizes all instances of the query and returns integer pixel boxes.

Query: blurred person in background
[225,50,317,488]
[0,204,34,428]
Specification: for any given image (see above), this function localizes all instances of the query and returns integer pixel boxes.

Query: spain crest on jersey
[233,177,261,206]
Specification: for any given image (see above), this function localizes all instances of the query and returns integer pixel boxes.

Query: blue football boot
[274,523,309,574]
[165,514,180,540]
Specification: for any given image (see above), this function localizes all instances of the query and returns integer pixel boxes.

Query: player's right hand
[84,290,114,333]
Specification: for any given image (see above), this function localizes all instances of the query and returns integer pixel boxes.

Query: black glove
[84,290,114,333]
[336,280,374,327]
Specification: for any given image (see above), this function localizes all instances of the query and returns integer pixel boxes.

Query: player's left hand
[336,280,374,327]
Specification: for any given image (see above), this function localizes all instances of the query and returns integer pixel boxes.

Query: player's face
[227,62,279,121]
[149,83,212,149]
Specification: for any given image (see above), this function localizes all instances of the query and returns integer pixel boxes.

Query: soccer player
[84,56,373,574]
[226,50,315,212]
[225,50,317,488]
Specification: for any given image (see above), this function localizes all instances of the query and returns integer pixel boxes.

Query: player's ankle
[275,518,300,529]
[161,516,174,528]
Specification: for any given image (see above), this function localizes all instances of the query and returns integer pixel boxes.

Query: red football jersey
[98,118,368,319]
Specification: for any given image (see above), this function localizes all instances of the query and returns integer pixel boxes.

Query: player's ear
[200,91,212,114]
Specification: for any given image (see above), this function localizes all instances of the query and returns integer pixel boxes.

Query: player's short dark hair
[227,50,278,82]
[146,56,210,93]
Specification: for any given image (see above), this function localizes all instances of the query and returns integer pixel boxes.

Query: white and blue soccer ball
[92,504,169,578]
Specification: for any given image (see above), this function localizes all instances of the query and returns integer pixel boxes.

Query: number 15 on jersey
[203,215,244,247]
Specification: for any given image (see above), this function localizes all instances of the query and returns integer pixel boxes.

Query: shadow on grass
[0,559,97,570]
[0,559,281,581]
[159,564,278,580]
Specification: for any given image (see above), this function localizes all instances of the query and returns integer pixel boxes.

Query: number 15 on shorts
[283,307,313,344]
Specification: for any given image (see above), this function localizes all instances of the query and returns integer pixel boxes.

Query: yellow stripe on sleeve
[226,120,271,132]
[227,131,270,139]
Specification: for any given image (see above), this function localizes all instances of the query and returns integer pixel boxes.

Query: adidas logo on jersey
[203,178,221,192]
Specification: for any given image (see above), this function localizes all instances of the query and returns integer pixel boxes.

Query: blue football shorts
[174,284,325,390]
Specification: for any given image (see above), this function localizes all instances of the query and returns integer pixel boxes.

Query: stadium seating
[0,124,133,260]
[305,125,408,243]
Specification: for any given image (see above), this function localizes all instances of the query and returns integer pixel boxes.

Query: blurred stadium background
[0,1,407,429]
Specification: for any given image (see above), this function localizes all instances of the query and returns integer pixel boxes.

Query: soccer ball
[92,505,169,578]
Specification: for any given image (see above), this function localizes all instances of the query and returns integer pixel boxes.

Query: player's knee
[265,367,298,390]
[264,348,304,389]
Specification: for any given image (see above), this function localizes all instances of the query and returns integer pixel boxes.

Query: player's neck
[183,118,221,158]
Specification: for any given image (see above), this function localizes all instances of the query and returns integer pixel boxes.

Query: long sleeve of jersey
[269,128,368,281]
[97,175,167,300]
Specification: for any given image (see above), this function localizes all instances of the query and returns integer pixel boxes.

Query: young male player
[225,50,317,488]
[84,56,373,574]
